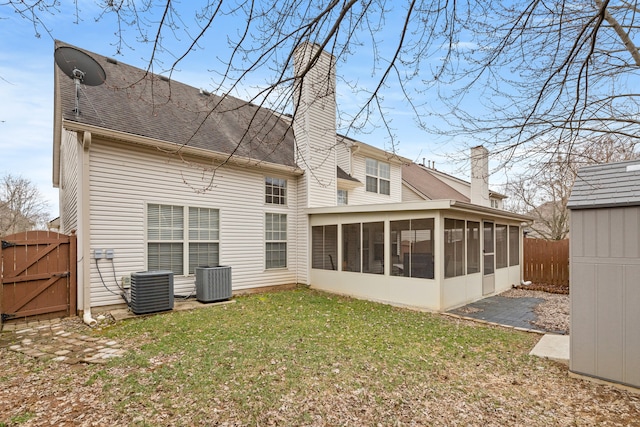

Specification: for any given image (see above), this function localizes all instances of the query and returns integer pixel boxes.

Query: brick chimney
[470,145,490,207]
[293,42,337,208]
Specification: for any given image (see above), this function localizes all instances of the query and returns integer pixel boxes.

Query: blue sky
[0,3,475,220]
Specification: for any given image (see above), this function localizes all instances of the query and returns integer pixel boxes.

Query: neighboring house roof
[568,160,640,210]
[426,166,507,200]
[402,163,470,202]
[54,41,296,167]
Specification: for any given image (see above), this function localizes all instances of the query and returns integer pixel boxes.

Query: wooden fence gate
[523,238,569,287]
[1,231,76,323]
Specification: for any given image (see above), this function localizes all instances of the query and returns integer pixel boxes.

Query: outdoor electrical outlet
[121,275,131,289]
[105,249,115,259]
[94,249,104,259]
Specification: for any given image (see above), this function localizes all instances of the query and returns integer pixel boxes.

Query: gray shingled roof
[337,166,360,182]
[54,41,296,167]
[567,160,640,209]
[402,163,470,202]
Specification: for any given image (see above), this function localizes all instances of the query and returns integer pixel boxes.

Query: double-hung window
[265,177,287,205]
[365,158,391,195]
[188,207,220,273]
[147,204,184,274]
[337,189,348,206]
[147,204,220,275]
[265,213,287,269]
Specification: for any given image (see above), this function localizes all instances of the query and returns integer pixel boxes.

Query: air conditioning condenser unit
[130,270,174,315]
[195,266,232,303]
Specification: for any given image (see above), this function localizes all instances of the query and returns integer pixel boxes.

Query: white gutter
[306,199,533,223]
[62,120,304,176]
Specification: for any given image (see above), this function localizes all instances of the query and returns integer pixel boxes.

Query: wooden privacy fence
[523,238,569,286]
[1,231,77,323]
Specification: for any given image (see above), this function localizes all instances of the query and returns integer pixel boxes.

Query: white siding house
[53,41,529,319]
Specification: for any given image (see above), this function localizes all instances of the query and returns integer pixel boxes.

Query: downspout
[81,131,97,327]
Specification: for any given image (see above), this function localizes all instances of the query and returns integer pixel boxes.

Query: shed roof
[567,160,640,210]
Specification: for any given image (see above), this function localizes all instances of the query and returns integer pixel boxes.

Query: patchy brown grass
[1,288,638,426]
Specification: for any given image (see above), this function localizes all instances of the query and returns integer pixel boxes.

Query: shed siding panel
[570,262,596,375]
[623,208,640,258]
[87,140,300,307]
[624,265,640,386]
[583,210,597,257]
[595,264,624,382]
[610,209,625,258]
[596,210,610,258]
[572,210,584,257]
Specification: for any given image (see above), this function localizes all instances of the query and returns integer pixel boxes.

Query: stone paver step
[1,320,125,365]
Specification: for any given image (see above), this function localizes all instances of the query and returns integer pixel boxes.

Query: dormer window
[365,158,390,195]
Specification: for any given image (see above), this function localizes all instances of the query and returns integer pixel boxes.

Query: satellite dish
[54,46,106,115]
[54,46,106,86]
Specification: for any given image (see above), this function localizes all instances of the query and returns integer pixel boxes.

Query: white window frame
[365,158,391,195]
[188,207,220,274]
[337,189,348,206]
[147,204,220,275]
[265,212,287,269]
[147,203,185,275]
[265,177,287,205]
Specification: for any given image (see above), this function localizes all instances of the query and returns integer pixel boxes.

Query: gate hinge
[1,313,16,322]
[1,240,16,250]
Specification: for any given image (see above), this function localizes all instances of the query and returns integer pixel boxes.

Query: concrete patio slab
[530,333,570,364]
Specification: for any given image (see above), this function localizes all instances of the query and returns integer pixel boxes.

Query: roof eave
[568,201,640,210]
[307,199,533,222]
[338,177,363,190]
[61,120,304,176]
[351,141,411,164]
[450,200,534,222]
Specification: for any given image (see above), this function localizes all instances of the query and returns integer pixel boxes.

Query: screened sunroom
[308,200,530,312]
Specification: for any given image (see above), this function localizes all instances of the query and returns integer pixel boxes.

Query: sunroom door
[482,221,495,295]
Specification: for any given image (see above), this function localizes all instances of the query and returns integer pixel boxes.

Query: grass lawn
[2,288,639,426]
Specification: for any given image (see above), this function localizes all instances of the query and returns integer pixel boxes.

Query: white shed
[567,160,640,389]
